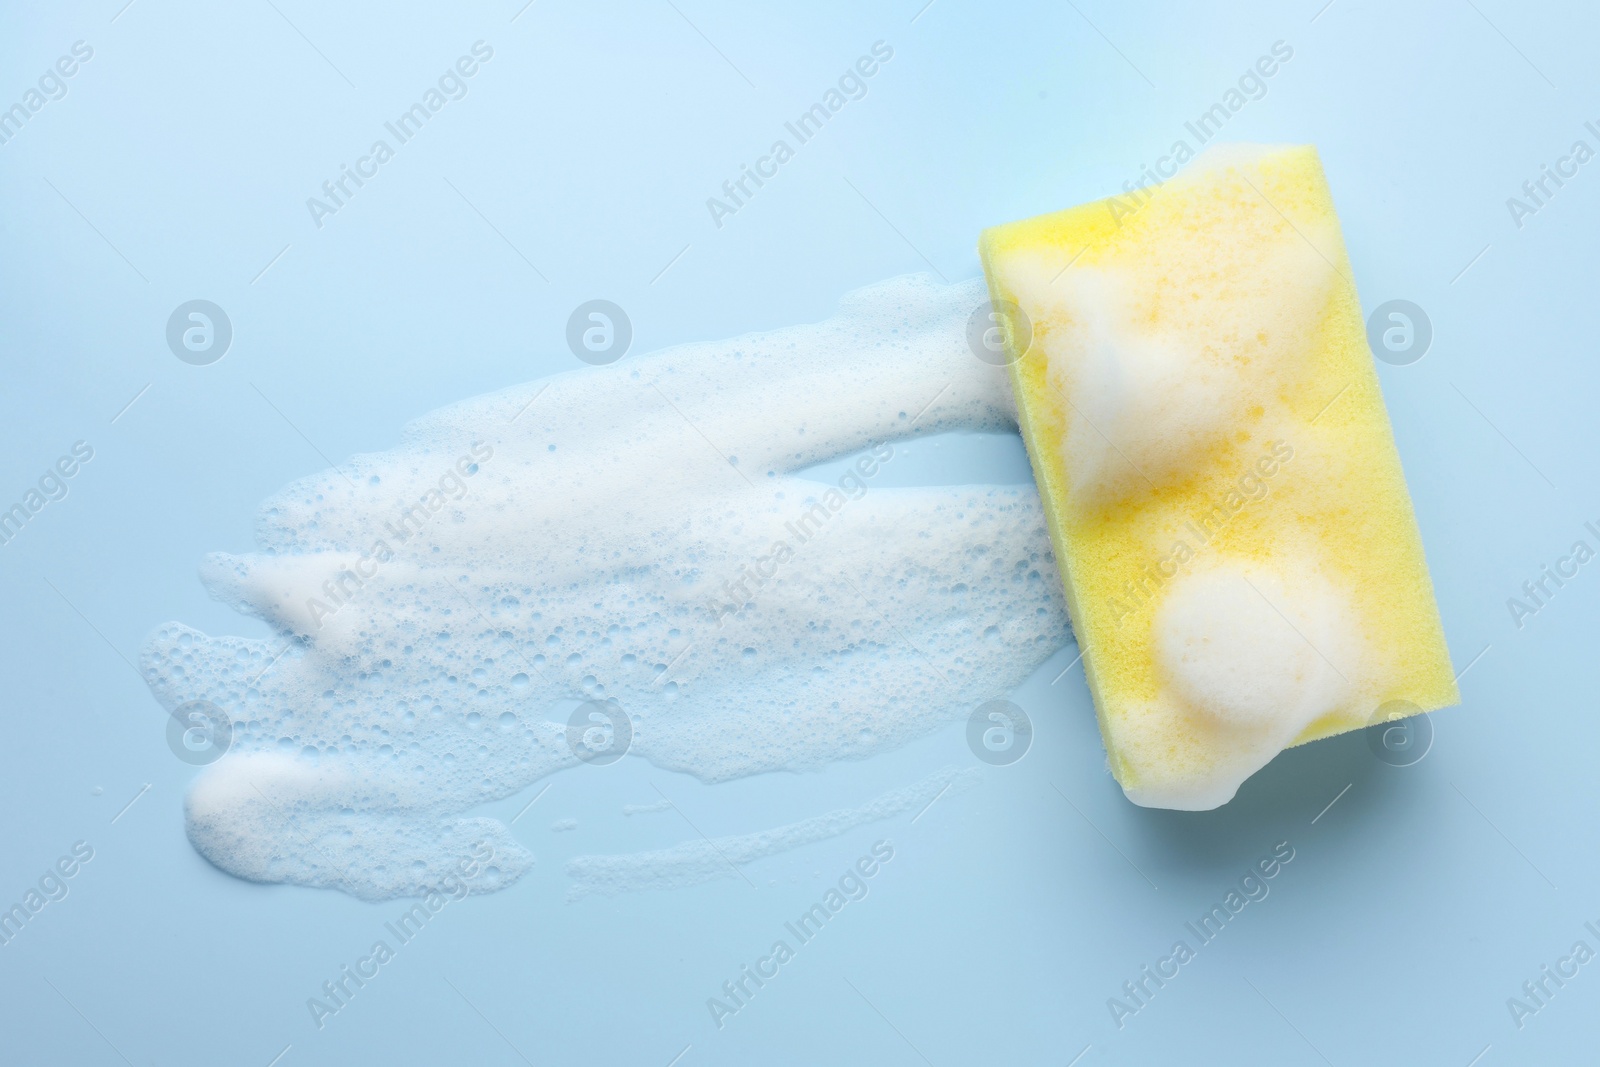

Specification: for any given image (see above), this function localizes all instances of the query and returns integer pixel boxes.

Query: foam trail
[141,274,1070,900]
[623,801,673,816]
[566,766,980,899]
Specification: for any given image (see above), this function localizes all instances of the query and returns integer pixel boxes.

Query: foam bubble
[142,274,1069,899]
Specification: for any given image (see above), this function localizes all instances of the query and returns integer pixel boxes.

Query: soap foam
[142,274,1070,900]
[1129,554,1366,809]
[1007,146,1340,507]
[183,751,530,900]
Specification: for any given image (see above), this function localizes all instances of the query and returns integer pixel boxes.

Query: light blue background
[1,1,1594,1064]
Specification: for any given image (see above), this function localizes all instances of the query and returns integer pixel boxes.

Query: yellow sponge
[979,144,1457,809]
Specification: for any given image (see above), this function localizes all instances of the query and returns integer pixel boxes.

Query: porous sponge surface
[980,143,1457,809]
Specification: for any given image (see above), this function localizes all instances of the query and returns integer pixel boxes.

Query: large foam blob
[1126,554,1364,810]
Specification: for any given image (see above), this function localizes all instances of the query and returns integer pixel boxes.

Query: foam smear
[142,275,1070,900]
[567,766,980,899]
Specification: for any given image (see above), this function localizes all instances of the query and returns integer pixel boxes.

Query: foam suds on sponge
[143,275,1070,900]
[1133,556,1362,808]
[1003,150,1338,508]
[980,143,1459,810]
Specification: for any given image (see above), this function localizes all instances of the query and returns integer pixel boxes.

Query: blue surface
[1,1,1595,1064]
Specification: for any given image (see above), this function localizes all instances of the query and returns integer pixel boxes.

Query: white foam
[184,751,530,900]
[142,274,1069,900]
[565,766,979,899]
[1130,555,1363,810]
[1006,145,1339,506]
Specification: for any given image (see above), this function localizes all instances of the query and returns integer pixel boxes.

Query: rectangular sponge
[979,144,1458,810]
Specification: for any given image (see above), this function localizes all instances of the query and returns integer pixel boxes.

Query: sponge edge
[979,143,1459,810]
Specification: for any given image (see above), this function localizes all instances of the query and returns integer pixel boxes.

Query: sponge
[979,143,1457,809]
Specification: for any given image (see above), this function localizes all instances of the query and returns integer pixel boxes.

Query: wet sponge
[979,143,1458,810]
